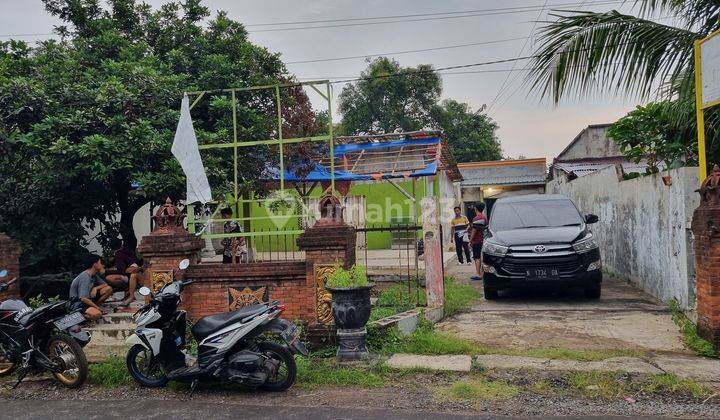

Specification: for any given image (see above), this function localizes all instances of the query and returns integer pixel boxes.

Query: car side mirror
[585,214,599,224]
[138,286,152,297]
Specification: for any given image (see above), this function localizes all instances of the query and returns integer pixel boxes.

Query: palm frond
[528,10,698,103]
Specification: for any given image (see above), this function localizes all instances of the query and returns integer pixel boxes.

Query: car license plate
[54,311,85,330]
[525,268,559,280]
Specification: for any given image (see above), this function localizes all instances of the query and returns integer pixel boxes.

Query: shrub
[326,264,370,288]
[28,294,60,309]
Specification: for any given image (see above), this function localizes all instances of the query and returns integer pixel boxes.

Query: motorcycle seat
[192,304,269,340]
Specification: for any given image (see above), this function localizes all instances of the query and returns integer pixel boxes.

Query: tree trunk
[113,176,143,250]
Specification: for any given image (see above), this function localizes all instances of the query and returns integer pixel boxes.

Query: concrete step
[99,312,135,325]
[88,324,135,342]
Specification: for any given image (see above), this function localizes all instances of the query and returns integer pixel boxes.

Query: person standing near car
[450,206,471,264]
[469,203,488,280]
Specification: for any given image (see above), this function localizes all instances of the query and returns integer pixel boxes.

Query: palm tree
[528,1,720,103]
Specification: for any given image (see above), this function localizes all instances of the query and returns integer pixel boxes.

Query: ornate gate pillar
[692,165,720,350]
[297,194,356,344]
[137,198,203,295]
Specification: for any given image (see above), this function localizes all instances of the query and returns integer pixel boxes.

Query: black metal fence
[355,223,423,305]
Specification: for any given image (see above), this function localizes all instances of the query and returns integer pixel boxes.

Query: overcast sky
[2,0,652,161]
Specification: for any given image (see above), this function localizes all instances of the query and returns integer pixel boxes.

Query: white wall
[547,166,700,310]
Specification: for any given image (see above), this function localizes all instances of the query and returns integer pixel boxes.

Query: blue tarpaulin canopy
[264,137,442,183]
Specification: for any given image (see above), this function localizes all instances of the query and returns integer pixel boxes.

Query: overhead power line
[245,0,622,27]
[249,0,624,33]
[285,37,528,64]
[0,0,624,39]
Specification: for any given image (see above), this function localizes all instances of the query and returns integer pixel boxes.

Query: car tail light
[277,304,286,312]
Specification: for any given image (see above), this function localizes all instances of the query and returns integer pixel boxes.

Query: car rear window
[490,199,583,230]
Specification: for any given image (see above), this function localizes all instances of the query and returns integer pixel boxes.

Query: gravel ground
[3,369,720,418]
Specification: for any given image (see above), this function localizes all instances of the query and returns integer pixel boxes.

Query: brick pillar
[137,198,203,296]
[297,194,356,344]
[692,165,720,350]
[0,233,21,300]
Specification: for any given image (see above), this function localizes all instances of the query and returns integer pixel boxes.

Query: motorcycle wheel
[46,333,88,388]
[0,343,15,376]
[259,341,296,392]
[126,344,168,387]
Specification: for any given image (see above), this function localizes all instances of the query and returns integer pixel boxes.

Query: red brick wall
[0,233,21,301]
[693,205,720,348]
[183,261,314,322]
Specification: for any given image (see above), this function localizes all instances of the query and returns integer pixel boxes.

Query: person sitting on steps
[69,253,113,321]
[104,238,144,306]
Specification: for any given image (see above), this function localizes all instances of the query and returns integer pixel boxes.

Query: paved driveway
[441,263,688,354]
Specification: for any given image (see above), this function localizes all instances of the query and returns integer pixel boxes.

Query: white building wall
[547,166,700,310]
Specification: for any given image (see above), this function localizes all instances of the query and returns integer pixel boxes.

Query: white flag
[171,94,213,204]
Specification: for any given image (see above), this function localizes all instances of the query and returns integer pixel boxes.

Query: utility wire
[0,0,624,38]
[285,37,528,64]
[244,0,623,26]
[250,1,624,33]
[488,0,551,111]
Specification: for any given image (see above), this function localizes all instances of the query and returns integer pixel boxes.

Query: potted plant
[325,264,374,361]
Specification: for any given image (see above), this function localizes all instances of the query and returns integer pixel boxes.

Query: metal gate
[355,223,423,306]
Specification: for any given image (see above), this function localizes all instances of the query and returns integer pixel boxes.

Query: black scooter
[0,269,91,388]
[125,259,308,392]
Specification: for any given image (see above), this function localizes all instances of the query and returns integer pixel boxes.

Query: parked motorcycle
[0,269,91,388]
[125,259,309,392]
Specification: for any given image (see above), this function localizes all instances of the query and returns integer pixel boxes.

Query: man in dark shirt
[469,203,488,281]
[69,254,112,321]
[105,239,144,306]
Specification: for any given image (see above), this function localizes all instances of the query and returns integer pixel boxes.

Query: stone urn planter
[325,265,374,361]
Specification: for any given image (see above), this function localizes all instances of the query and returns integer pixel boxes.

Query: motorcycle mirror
[0,270,7,278]
[178,259,190,270]
[138,286,152,297]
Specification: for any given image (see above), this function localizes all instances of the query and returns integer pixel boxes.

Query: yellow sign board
[696,29,720,181]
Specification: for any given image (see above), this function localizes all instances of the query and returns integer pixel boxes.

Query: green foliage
[565,370,711,399]
[436,379,520,401]
[325,264,370,288]
[88,356,133,388]
[431,99,502,162]
[28,294,60,309]
[643,373,710,398]
[339,57,441,134]
[526,1,720,173]
[444,277,481,317]
[609,102,697,173]
[295,356,385,388]
[370,284,427,322]
[0,0,323,273]
[668,299,716,358]
[338,58,502,163]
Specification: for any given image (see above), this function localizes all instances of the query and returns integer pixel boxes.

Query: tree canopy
[608,101,698,173]
[526,1,719,170]
[338,57,442,134]
[338,57,502,162]
[0,0,321,273]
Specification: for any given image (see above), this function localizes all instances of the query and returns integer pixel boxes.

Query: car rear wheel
[585,285,601,299]
[484,285,499,300]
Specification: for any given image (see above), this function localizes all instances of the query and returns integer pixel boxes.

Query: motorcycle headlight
[482,241,508,257]
[572,233,598,253]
